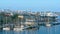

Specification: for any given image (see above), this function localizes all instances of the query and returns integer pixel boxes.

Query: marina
[0,11,60,34]
[0,0,60,34]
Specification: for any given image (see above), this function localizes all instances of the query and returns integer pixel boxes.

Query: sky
[0,0,60,12]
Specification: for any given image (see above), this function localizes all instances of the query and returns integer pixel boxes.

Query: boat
[3,27,10,30]
[45,24,51,27]
[13,25,25,31]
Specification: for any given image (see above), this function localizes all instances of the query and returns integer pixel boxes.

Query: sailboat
[3,16,10,31]
[3,13,13,30]
[13,15,25,31]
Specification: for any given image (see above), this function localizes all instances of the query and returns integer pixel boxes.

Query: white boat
[13,25,24,31]
[46,12,58,17]
[3,27,10,30]
[46,24,51,27]
[25,22,35,26]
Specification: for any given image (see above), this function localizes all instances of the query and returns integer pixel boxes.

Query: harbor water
[0,25,60,34]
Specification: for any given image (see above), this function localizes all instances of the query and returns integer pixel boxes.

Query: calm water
[0,16,60,34]
[0,25,60,34]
